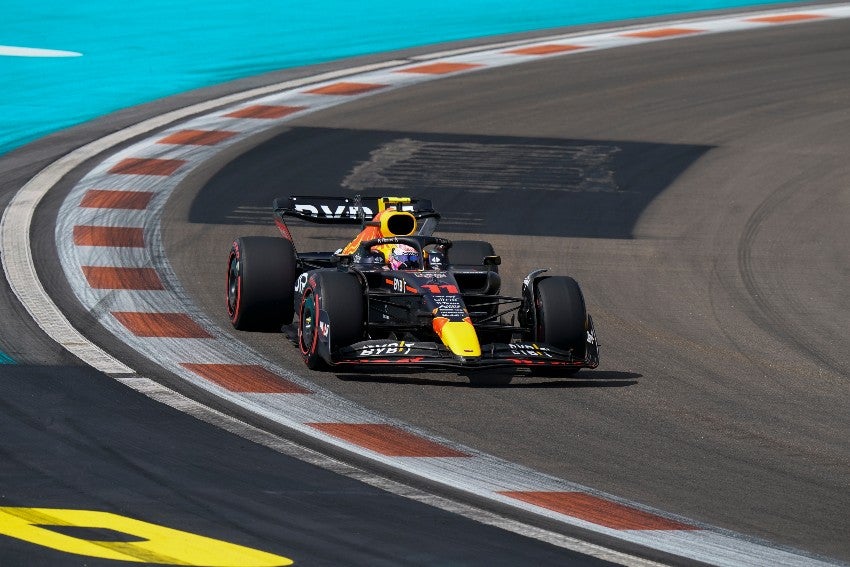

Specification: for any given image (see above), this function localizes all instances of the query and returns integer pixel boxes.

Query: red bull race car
[226,196,598,382]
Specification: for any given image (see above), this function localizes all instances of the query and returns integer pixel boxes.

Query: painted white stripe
[4,6,848,566]
[0,45,82,57]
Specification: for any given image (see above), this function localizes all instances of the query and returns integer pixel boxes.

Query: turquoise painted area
[2,0,798,157]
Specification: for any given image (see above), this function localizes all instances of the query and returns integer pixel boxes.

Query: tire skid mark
[735,180,847,377]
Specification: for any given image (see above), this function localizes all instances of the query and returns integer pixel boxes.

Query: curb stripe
[112,312,213,338]
[81,266,163,290]
[109,157,186,176]
[500,492,698,531]
[80,190,154,210]
[624,27,701,38]
[306,82,387,96]
[506,44,587,55]
[224,105,306,119]
[180,363,312,394]
[308,423,470,457]
[398,62,482,74]
[157,129,238,146]
[73,225,145,247]
[747,13,825,23]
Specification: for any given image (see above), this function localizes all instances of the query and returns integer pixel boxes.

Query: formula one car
[226,196,598,381]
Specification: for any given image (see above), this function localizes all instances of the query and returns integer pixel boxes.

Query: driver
[388,244,421,270]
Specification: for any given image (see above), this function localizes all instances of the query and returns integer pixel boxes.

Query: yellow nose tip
[434,318,481,357]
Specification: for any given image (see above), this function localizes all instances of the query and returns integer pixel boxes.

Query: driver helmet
[389,244,420,270]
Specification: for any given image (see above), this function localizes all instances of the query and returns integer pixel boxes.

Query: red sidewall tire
[298,284,325,369]
[226,244,243,325]
[226,236,298,331]
[296,271,364,370]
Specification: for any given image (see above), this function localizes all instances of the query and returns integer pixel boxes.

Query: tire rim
[300,291,316,352]
[227,253,239,316]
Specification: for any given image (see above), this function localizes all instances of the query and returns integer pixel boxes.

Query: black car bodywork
[226,196,599,381]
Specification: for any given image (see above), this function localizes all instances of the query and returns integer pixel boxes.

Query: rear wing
[273,195,440,229]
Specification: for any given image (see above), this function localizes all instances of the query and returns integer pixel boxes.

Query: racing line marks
[38,6,850,566]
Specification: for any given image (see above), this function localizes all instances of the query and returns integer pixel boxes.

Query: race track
[7,7,848,566]
[160,15,850,561]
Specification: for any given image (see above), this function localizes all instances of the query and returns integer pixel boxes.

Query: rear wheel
[226,237,297,331]
[532,276,588,376]
[298,271,364,370]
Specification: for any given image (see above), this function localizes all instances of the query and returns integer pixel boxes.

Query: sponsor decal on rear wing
[273,195,439,225]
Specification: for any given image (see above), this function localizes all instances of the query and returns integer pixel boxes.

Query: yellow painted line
[0,507,292,566]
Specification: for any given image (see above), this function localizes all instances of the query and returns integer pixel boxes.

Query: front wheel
[532,276,588,376]
[298,271,364,370]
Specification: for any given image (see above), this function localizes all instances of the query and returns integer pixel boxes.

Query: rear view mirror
[335,253,353,266]
[484,255,501,266]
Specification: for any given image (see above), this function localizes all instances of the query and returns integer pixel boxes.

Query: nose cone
[433,317,481,357]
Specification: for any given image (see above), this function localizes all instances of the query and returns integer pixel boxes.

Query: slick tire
[533,276,588,376]
[298,271,364,370]
[226,237,297,331]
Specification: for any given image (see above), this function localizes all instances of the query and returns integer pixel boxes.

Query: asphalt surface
[161,17,850,562]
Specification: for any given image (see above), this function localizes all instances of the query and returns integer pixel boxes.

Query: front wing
[332,339,599,371]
